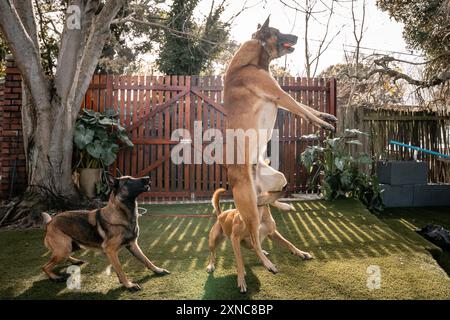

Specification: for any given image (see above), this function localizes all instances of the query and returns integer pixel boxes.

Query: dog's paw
[320,113,338,123]
[321,123,336,132]
[263,259,278,274]
[237,275,247,294]
[126,283,142,292]
[293,250,313,260]
[274,201,295,211]
[206,264,215,273]
[262,250,269,256]
[154,267,170,275]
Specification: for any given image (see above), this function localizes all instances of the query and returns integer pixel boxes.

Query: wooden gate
[82,75,336,202]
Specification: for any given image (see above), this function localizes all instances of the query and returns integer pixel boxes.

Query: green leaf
[86,140,103,159]
[93,127,109,141]
[100,142,119,166]
[346,139,363,145]
[344,128,369,136]
[325,137,342,148]
[334,157,344,171]
[358,154,373,164]
[74,125,94,149]
[98,117,117,126]
[301,134,319,141]
[117,131,134,147]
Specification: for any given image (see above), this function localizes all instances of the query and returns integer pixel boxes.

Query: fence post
[329,78,337,116]
[0,55,27,199]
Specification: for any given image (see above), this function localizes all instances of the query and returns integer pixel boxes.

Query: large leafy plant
[74,109,133,169]
[300,129,383,212]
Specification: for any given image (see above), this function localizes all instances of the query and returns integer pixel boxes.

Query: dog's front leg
[250,74,336,131]
[126,241,170,275]
[103,242,141,291]
[268,230,313,260]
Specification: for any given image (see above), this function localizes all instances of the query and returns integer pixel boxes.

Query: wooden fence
[338,105,450,183]
[82,75,337,202]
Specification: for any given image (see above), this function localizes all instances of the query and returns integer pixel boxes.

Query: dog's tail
[212,188,226,217]
[41,212,52,227]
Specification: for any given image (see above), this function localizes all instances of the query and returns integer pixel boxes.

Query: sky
[192,0,423,76]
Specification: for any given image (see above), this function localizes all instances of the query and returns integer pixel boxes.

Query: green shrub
[74,109,133,169]
[300,129,384,212]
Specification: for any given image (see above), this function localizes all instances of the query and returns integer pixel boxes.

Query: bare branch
[113,17,219,45]
[347,55,450,87]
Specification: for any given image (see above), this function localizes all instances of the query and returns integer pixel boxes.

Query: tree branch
[0,1,51,112]
[347,55,450,87]
[112,17,219,45]
[72,0,127,119]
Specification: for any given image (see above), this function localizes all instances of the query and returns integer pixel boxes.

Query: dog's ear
[106,172,118,189]
[261,15,270,29]
[253,15,270,39]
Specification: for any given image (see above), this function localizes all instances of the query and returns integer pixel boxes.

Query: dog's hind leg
[207,222,225,273]
[43,229,72,281]
[43,254,69,282]
[230,167,278,274]
[269,230,313,260]
[126,241,170,275]
[230,234,247,293]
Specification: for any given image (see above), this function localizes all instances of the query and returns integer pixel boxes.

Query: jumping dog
[223,17,336,275]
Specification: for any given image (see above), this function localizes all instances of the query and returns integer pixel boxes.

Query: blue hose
[389,140,450,159]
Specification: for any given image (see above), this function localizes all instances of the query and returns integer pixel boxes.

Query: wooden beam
[364,115,450,121]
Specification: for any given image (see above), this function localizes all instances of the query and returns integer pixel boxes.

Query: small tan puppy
[206,188,312,293]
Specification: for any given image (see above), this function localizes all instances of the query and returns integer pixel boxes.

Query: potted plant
[73,109,133,198]
[300,129,384,212]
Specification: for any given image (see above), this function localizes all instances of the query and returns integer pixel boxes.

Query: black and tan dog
[207,188,312,293]
[224,16,337,275]
[42,175,169,291]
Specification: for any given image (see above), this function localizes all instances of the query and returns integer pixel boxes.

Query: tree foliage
[157,0,230,75]
[0,33,9,76]
[377,0,450,77]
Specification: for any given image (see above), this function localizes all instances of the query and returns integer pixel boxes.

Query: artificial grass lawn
[380,206,450,276]
[1,199,450,299]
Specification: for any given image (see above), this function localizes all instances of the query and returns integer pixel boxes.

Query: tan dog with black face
[224,17,337,279]
[207,188,312,293]
[42,175,169,291]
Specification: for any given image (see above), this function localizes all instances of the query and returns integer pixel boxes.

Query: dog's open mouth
[282,42,295,52]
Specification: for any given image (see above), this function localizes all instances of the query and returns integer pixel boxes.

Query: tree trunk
[24,97,78,198]
[0,89,82,228]
[0,0,126,228]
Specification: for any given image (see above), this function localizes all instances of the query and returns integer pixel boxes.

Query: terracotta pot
[78,168,103,199]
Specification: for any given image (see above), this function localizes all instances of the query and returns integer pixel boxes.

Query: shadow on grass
[202,268,261,300]
[12,273,162,300]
